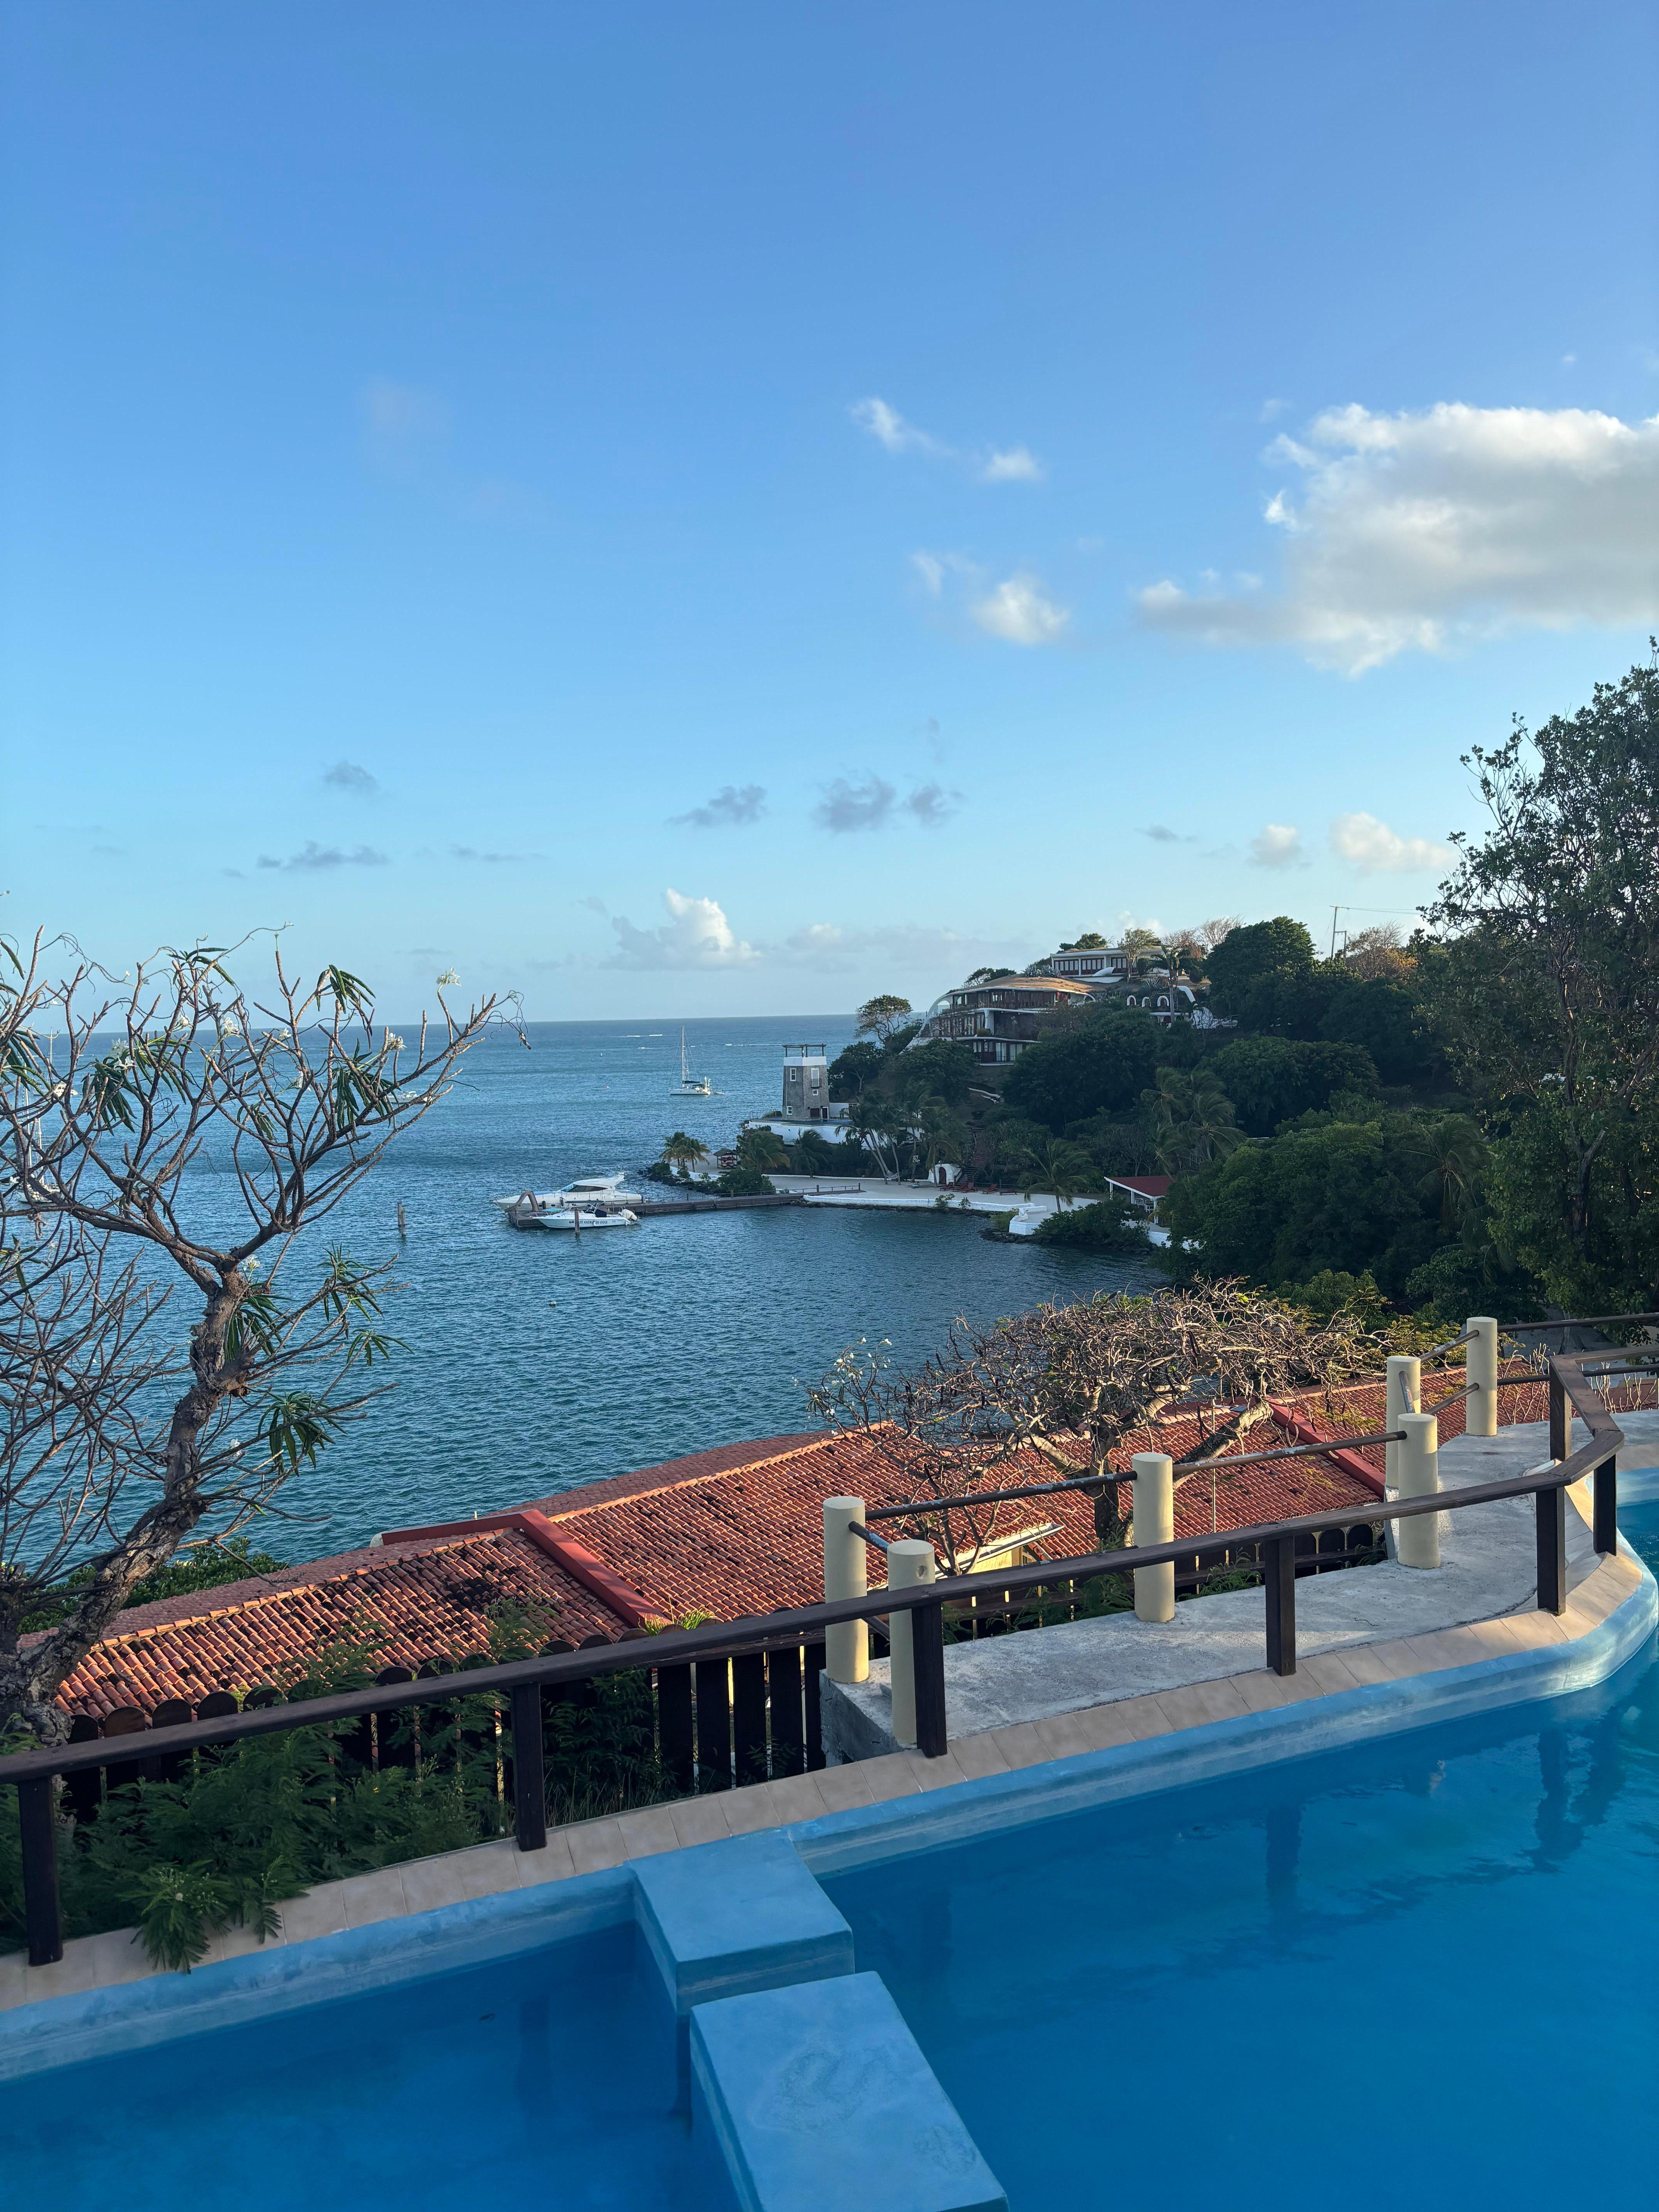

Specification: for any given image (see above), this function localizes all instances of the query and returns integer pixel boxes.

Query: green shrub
[1031,1200,1151,1252]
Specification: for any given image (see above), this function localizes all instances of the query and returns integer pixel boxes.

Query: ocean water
[194,1017,1159,1555]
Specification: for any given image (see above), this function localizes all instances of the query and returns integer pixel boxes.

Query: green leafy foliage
[827,1041,883,1099]
[889,1040,975,1109]
[1204,917,1315,1016]
[1161,1106,1480,1300]
[713,1165,775,1196]
[1209,1037,1379,1135]
[998,1008,1164,1132]
[1031,1199,1151,1252]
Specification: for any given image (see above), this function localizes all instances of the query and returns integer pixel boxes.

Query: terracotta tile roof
[49,1528,623,1723]
[53,1358,1629,1724]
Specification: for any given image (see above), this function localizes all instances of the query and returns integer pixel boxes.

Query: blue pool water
[6,1923,720,2212]
[824,1500,1659,2212]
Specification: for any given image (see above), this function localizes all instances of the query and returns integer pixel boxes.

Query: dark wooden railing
[0,1347,1639,1970]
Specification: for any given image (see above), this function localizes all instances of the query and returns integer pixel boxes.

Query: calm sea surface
[191,1017,1158,1558]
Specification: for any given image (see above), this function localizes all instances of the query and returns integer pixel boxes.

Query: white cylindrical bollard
[1132,1452,1175,1623]
[1385,1355,1420,1494]
[1466,1316,1499,1439]
[1396,1412,1441,1568]
[885,1539,936,1748]
[823,1497,869,1684]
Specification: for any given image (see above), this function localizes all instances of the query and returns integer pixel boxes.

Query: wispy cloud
[777,921,1013,976]
[1329,812,1451,873]
[324,760,379,795]
[811,776,963,832]
[851,397,1045,484]
[450,843,540,864]
[814,775,897,833]
[1249,824,1306,869]
[606,889,759,970]
[257,843,390,871]
[1137,401,1659,673]
[1139,824,1197,845]
[671,783,768,830]
[971,574,1070,646]
[904,782,962,828]
[362,378,449,478]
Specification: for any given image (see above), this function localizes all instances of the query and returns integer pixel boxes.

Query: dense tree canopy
[1161,1106,1479,1300]
[1209,1037,1377,1135]
[1206,917,1314,1017]
[1421,654,1659,1310]
[997,1008,1164,1131]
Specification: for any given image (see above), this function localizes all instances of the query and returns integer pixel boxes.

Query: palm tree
[1415,1114,1487,1231]
[660,1131,710,1180]
[1015,1135,1093,1210]
[845,1095,901,1180]
[1146,1069,1243,1175]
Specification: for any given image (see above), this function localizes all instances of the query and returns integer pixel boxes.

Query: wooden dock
[632,1193,807,1218]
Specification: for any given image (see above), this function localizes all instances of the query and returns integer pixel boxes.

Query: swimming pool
[824,1498,1659,2211]
[3,1920,722,2212]
[7,1510,1656,2212]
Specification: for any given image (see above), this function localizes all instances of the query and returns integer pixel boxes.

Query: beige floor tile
[26,1927,154,2002]
[1326,1642,1398,1686]
[949,1732,1011,1780]
[1296,1653,1363,1696]
[1458,1616,1527,1657]
[906,1751,970,1793]
[0,1948,29,2011]
[338,1868,410,1930]
[988,1720,1054,1770]
[513,1833,577,1888]
[277,1883,349,1946]
[400,1842,521,1917]
[720,1782,786,1837]
[1231,1668,1321,1711]
[200,1919,286,1967]
[1504,1610,1569,1648]
[1154,1678,1253,1729]
[1072,1702,1140,1752]
[859,1753,927,1802]
[616,1806,683,1860]
[668,1796,733,1849]
[763,1772,831,1822]
[1116,1692,1178,1740]
[565,1819,627,1876]
[1032,1712,1095,1760]
[813,1763,877,1814]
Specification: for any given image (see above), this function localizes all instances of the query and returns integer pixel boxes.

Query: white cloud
[1136,402,1659,673]
[1329,812,1451,873]
[852,398,1044,484]
[850,397,947,457]
[904,781,962,828]
[971,574,1070,646]
[979,446,1044,483]
[1249,824,1306,869]
[606,889,758,970]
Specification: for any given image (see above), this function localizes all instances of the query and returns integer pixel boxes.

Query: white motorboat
[670,1027,713,1098]
[520,1203,639,1231]
[493,1171,643,1212]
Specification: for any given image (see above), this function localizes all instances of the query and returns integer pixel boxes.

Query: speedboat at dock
[492,1171,642,1212]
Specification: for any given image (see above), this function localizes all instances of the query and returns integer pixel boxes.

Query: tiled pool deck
[4,1413,1656,2018]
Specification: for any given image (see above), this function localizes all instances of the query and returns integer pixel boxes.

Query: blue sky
[2,2,1656,1018]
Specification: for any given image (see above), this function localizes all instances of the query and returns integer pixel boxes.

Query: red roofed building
[43,1372,1483,1723]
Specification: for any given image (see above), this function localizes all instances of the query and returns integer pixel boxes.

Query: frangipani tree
[0,933,505,1740]
[808,1284,1379,1570]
